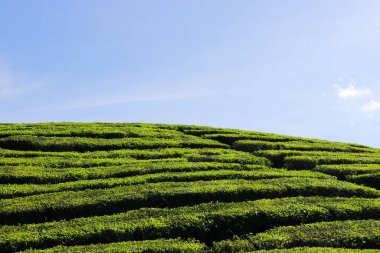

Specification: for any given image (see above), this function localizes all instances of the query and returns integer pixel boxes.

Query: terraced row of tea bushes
[1,178,378,224]
[185,149,270,165]
[20,239,207,253]
[234,140,371,153]
[22,244,380,253]
[0,123,189,139]
[0,147,193,158]
[0,162,257,184]
[0,148,269,168]
[178,126,318,145]
[0,122,124,129]
[0,156,144,168]
[0,148,78,158]
[2,196,380,252]
[82,147,215,160]
[347,173,380,190]
[0,169,331,198]
[254,150,380,168]
[247,247,380,253]
[214,219,380,252]
[190,130,310,142]
[124,148,270,165]
[0,128,155,139]
[93,148,196,160]
[0,150,269,168]
[0,135,228,152]
[201,133,301,145]
[176,126,241,136]
[199,132,370,148]
[314,164,380,179]
[284,155,380,171]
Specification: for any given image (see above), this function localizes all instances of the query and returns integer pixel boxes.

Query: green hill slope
[0,123,379,253]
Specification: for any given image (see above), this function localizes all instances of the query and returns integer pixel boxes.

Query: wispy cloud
[60,92,202,110]
[28,84,223,113]
[361,100,380,117]
[334,83,372,100]
[0,58,50,102]
[0,59,18,98]
[25,73,235,113]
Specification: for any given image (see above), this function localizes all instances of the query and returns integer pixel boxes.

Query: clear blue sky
[1,1,380,147]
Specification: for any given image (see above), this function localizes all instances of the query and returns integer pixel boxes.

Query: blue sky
[1,1,380,147]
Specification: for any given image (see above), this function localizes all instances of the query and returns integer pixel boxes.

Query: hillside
[0,122,380,253]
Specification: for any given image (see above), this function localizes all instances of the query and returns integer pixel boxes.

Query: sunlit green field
[1,123,380,252]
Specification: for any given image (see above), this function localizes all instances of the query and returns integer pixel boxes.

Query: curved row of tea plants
[2,196,380,252]
[0,169,331,198]
[214,219,380,252]
[3,177,377,224]
[0,162,268,184]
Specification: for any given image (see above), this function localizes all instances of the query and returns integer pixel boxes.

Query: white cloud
[334,83,372,100]
[361,100,380,116]
[333,81,380,118]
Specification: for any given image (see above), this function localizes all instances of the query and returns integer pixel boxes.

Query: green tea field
[1,123,380,252]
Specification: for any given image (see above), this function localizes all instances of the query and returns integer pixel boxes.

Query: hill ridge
[0,123,379,252]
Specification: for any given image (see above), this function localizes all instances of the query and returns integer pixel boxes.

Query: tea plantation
[0,123,380,252]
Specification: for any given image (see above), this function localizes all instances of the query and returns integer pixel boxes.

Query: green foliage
[316,164,380,179]
[0,135,228,152]
[246,247,380,252]
[0,123,191,139]
[283,154,380,170]
[214,220,380,252]
[255,150,380,168]
[284,156,318,170]
[0,168,330,198]
[1,123,380,252]
[3,177,377,224]
[347,172,380,189]
[0,161,265,184]
[284,159,380,178]
[203,133,304,146]
[3,196,380,252]
[185,149,271,165]
[0,148,269,168]
[234,140,370,153]
[20,239,207,253]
